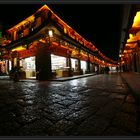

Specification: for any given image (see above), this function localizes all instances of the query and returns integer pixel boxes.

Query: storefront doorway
[51,54,69,77]
[71,58,78,71]
[51,54,66,70]
[20,56,36,78]
[81,60,87,74]
[0,60,10,75]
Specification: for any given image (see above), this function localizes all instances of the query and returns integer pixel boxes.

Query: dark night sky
[0,4,124,61]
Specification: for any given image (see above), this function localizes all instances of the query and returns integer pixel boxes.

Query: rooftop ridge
[6,4,117,65]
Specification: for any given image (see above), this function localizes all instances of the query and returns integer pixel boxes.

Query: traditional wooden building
[121,6,140,73]
[0,5,117,80]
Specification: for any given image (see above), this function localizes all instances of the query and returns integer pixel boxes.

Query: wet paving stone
[102,126,133,136]
[95,102,119,119]
[98,91,110,96]
[17,118,53,136]
[125,95,136,104]
[121,102,137,115]
[109,93,126,100]
[0,73,138,136]
[65,107,93,124]
[48,119,77,136]
[111,112,137,133]
[76,115,110,135]
[0,121,21,135]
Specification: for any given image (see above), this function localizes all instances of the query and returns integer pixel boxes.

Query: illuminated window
[48,30,53,37]
[64,28,67,34]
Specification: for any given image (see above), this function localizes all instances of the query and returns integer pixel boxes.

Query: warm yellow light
[129,34,133,39]
[39,39,46,43]
[8,15,35,32]
[64,28,67,34]
[124,50,127,53]
[127,35,138,43]
[12,46,26,52]
[7,4,114,66]
[132,11,140,27]
[48,30,53,37]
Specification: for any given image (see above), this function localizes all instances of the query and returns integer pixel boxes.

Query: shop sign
[71,51,79,59]
[50,45,68,57]
[80,54,88,61]
[18,47,37,58]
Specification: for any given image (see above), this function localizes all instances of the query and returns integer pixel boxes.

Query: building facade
[0,5,117,80]
[121,6,140,73]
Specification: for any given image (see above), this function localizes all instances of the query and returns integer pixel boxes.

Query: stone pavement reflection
[0,73,139,136]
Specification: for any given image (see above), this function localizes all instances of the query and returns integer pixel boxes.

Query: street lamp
[119,54,122,58]
[48,29,53,37]
[47,29,54,46]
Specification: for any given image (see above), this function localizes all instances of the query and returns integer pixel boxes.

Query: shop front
[19,56,36,79]
[0,60,11,76]
[71,58,80,75]
[80,60,87,74]
[0,4,118,81]
[51,54,70,77]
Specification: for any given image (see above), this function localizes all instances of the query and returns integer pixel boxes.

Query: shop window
[71,58,78,71]
[24,57,35,70]
[21,57,36,78]
[51,54,66,70]
[81,60,87,74]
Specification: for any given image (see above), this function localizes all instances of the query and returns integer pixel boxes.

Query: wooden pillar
[11,58,14,69]
[98,65,101,74]
[76,49,82,75]
[86,53,90,73]
[133,53,137,72]
[6,60,9,74]
[11,51,18,69]
[17,56,20,68]
[77,58,81,74]
[66,57,72,76]
[92,63,95,73]
[35,43,52,80]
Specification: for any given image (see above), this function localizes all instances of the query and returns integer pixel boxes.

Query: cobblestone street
[0,73,139,136]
